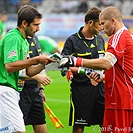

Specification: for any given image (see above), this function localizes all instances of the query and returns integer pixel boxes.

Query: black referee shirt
[24,36,42,88]
[61,27,105,84]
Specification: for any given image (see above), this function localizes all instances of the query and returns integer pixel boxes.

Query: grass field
[26,70,101,133]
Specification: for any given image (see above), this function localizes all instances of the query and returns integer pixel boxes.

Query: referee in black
[61,6,105,133]
[19,36,50,133]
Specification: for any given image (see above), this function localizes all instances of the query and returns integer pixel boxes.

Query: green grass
[26,70,101,133]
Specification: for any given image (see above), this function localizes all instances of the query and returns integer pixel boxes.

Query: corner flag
[44,102,64,128]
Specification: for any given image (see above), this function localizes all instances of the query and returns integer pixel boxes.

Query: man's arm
[59,56,111,70]
[26,73,51,86]
[82,58,112,70]
[59,52,117,70]
[5,55,56,77]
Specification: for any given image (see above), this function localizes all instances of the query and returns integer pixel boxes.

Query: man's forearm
[83,58,111,70]
[26,64,45,77]
[5,56,39,73]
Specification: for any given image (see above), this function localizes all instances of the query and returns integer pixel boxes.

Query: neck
[114,23,125,34]
[17,27,26,38]
[81,26,94,38]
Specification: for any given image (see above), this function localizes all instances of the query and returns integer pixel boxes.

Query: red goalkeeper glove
[66,69,73,82]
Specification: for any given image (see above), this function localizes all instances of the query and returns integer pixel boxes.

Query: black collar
[77,27,85,40]
[77,27,97,40]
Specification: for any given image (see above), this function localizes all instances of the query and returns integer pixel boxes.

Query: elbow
[26,70,34,77]
[26,68,37,77]
[103,62,112,70]
[26,72,34,77]
[5,64,13,73]
[103,65,111,70]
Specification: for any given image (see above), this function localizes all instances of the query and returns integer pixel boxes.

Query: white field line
[46,98,69,103]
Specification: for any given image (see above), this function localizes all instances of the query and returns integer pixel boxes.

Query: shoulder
[66,33,78,41]
[96,34,104,42]
[5,28,22,38]
[33,36,39,41]
[3,29,25,44]
[97,34,104,39]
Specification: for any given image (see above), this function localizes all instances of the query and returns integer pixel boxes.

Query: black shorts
[19,87,46,125]
[69,82,105,127]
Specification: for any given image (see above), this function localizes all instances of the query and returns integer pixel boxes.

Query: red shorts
[102,109,133,133]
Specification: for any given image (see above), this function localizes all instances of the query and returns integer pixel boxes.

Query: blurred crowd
[0,0,43,13]
[0,0,133,16]
[51,0,133,16]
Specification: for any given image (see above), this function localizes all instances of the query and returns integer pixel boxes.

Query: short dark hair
[17,5,42,26]
[85,6,101,23]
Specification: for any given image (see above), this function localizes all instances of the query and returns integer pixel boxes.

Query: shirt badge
[7,50,17,59]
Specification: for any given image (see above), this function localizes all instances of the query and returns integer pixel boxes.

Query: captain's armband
[104,52,117,66]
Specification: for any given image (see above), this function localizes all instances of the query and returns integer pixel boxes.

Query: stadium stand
[0,0,132,16]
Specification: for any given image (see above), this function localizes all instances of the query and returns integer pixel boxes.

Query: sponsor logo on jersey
[7,50,17,59]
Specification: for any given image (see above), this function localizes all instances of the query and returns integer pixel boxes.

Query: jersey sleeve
[4,34,27,64]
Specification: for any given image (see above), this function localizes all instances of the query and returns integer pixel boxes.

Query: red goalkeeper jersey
[104,27,133,110]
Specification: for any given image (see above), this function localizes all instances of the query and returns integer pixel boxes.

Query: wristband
[75,57,83,67]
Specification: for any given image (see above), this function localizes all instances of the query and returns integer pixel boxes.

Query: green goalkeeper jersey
[0,28,29,92]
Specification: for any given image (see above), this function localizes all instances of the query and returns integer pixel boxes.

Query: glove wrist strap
[74,57,83,67]
[78,67,85,74]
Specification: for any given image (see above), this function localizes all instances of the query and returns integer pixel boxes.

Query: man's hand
[49,52,62,63]
[89,72,105,84]
[59,55,83,68]
[38,55,56,65]
[35,74,51,86]
[40,89,46,102]
[78,67,104,85]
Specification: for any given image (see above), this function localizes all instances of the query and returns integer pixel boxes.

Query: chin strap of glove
[59,55,83,68]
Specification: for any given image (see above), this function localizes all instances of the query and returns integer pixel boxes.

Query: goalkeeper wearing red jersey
[59,6,133,133]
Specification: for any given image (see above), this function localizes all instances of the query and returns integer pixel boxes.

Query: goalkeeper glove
[60,68,73,82]
[59,55,83,68]
[61,67,68,77]
[66,69,73,82]
[78,67,104,79]
[49,52,62,63]
[78,67,95,76]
